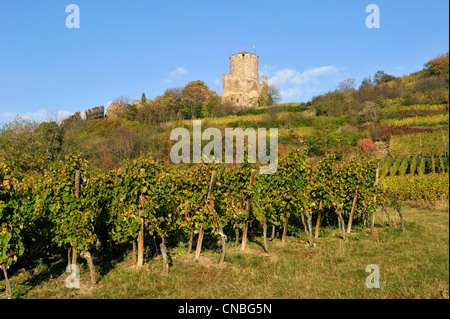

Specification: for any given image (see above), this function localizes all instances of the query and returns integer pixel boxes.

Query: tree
[181,81,217,119]
[110,96,137,121]
[141,93,147,104]
[336,78,356,93]
[373,70,396,85]
[424,53,449,77]
[311,91,345,117]
[256,84,280,107]
[163,88,183,114]
[35,121,63,161]
[113,95,132,106]
[268,85,281,105]
[359,76,374,89]
[202,95,222,118]
[0,117,50,178]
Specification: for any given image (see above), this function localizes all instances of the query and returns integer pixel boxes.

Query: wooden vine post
[241,169,255,251]
[72,170,80,267]
[347,166,363,234]
[281,214,289,244]
[185,201,195,255]
[160,236,169,276]
[137,168,145,268]
[218,224,226,264]
[195,171,216,261]
[314,200,323,240]
[370,165,379,234]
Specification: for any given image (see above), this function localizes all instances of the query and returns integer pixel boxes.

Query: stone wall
[84,106,104,120]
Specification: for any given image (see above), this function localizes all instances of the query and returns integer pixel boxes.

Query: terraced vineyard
[374,99,449,209]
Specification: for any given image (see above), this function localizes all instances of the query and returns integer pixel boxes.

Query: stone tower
[222,49,268,108]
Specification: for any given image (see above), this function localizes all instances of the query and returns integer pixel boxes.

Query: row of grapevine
[382,113,448,127]
[379,173,449,207]
[1,150,390,297]
[378,155,448,178]
[381,103,448,114]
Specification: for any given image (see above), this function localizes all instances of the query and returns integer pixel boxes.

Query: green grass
[2,204,448,299]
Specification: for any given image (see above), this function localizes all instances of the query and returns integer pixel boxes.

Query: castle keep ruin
[84,106,104,120]
[222,49,268,108]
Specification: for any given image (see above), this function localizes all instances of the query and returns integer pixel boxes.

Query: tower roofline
[229,49,258,59]
[229,53,259,59]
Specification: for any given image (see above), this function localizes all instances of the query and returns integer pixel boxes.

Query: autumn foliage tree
[357,138,375,154]
[181,80,217,119]
[336,78,356,93]
[424,53,449,77]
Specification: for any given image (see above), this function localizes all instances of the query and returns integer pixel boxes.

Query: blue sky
[0,0,448,123]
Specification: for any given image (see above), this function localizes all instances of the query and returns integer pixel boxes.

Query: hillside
[0,53,448,175]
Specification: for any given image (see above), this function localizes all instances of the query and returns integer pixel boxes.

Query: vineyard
[371,96,450,210]
[1,53,449,299]
[382,113,448,128]
[2,149,415,298]
[389,130,449,157]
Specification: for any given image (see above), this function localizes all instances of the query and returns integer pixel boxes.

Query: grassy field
[2,204,448,299]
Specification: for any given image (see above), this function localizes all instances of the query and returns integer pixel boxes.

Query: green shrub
[291,118,313,127]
